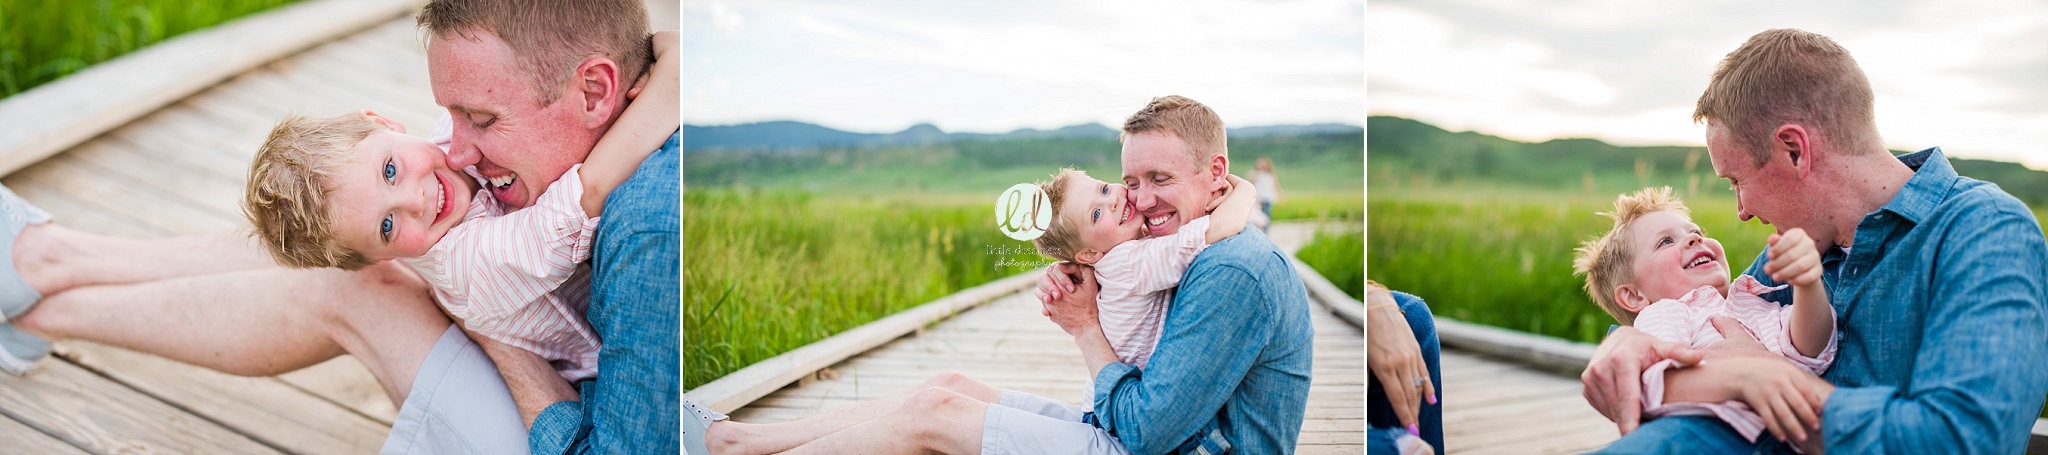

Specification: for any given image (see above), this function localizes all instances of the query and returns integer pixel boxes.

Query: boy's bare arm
[1765,228,1832,358]
[580,30,680,216]
[1205,174,1257,244]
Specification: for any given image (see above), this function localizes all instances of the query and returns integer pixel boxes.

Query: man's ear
[361,109,405,133]
[1207,154,1230,193]
[1774,124,1813,179]
[1615,283,1651,313]
[1075,250,1103,265]
[571,56,623,129]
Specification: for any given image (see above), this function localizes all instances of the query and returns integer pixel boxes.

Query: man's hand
[1705,316,1831,449]
[1581,326,1703,434]
[1042,264,1102,338]
[1034,262,1079,315]
[1366,286,1435,435]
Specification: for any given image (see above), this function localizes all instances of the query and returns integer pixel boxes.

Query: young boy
[1571,187,1837,448]
[1030,167,1256,409]
[242,32,676,382]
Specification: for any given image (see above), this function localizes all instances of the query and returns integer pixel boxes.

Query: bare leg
[708,371,1002,455]
[783,386,989,455]
[13,224,275,296]
[12,261,449,405]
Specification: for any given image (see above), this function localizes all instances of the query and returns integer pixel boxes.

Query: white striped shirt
[1077,216,1213,411]
[410,115,601,382]
[401,166,603,382]
[1637,275,1838,449]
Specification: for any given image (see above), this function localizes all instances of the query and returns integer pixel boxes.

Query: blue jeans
[1587,415,1795,455]
[1366,291,1442,455]
[531,131,680,454]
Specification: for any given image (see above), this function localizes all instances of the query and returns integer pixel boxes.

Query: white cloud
[684,0,1363,133]
[1367,0,2048,168]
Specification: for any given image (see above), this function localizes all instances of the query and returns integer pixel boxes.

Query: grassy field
[685,188,1362,389]
[1367,188,1778,343]
[0,0,301,98]
[1297,228,1363,299]
[684,190,1055,389]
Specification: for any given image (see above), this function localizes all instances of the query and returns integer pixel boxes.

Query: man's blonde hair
[418,0,652,107]
[1120,95,1228,169]
[1031,168,1089,263]
[244,113,382,270]
[1572,187,1691,325]
[1694,28,1881,166]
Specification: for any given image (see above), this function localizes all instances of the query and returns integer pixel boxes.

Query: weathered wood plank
[0,357,283,454]
[0,414,92,455]
[56,341,389,455]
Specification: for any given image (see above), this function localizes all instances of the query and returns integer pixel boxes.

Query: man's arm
[1819,207,2048,454]
[1088,262,1273,454]
[457,325,578,427]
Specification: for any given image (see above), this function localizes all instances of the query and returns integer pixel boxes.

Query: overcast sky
[684,0,1364,134]
[1369,0,2048,168]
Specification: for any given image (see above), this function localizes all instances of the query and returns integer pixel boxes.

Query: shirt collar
[1879,147,1956,224]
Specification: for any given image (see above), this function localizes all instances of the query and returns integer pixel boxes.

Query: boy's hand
[1764,228,1823,287]
[626,30,680,100]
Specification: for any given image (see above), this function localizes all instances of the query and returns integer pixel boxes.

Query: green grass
[684,190,1051,389]
[1297,228,1362,299]
[0,0,302,98]
[1367,188,1777,343]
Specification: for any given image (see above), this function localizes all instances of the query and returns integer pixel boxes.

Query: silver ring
[1412,377,1425,387]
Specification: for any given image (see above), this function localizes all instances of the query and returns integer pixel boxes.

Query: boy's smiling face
[1060,174,1145,264]
[1626,210,1730,304]
[327,112,478,261]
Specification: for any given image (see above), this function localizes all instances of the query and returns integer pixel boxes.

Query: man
[1580,28,2048,454]
[417,0,678,453]
[702,96,1314,455]
[0,0,677,453]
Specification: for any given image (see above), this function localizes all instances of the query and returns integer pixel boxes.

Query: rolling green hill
[1368,116,2048,206]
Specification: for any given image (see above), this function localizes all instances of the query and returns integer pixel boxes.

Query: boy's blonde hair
[244,113,382,270]
[1031,168,1088,263]
[1572,187,1690,325]
[1121,95,1228,167]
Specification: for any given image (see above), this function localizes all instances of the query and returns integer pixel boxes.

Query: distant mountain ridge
[1368,115,2048,206]
[683,121,1361,151]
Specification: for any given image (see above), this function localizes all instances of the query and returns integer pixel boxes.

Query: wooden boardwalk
[1438,350,1617,454]
[730,223,1368,454]
[0,3,677,453]
[0,15,430,454]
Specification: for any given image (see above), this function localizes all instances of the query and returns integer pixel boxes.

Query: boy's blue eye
[383,160,396,181]
[1092,209,1100,222]
[1100,185,1108,195]
[381,216,394,240]
[1658,237,1673,247]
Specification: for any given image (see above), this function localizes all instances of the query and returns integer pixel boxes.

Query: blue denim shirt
[1090,226,1316,455]
[532,131,681,454]
[1740,148,2048,454]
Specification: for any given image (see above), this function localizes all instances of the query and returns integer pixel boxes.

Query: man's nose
[1130,185,1155,210]
[444,129,481,169]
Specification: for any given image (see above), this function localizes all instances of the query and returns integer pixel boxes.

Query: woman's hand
[1367,284,1435,435]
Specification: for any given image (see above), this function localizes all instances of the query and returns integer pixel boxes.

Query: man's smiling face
[1121,130,1219,238]
[426,30,600,209]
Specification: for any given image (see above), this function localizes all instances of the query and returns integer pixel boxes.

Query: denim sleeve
[1823,205,2048,453]
[530,398,587,454]
[1091,262,1266,455]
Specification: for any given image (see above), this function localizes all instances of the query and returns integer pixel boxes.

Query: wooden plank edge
[688,272,1038,414]
[0,0,427,177]
[1434,317,1597,376]
[1290,256,1363,329]
[2031,418,2048,455]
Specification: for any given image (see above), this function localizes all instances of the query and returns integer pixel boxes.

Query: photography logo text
[995,183,1053,241]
